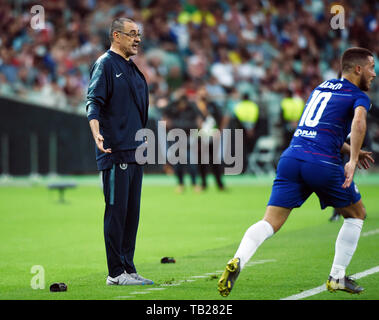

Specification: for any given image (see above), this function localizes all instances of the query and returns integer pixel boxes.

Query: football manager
[86,17,152,285]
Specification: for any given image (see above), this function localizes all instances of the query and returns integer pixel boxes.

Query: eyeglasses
[116,30,142,39]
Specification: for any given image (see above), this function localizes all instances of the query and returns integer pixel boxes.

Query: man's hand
[89,119,112,154]
[342,160,357,189]
[342,150,374,189]
[357,149,374,169]
[95,133,112,154]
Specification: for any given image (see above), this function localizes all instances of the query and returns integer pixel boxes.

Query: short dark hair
[109,17,135,43]
[341,47,373,73]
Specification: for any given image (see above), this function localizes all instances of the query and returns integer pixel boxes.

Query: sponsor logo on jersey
[294,129,317,138]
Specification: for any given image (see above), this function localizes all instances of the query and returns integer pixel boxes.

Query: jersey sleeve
[353,93,371,112]
[86,58,112,121]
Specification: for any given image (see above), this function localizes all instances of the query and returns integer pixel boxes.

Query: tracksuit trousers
[102,163,143,278]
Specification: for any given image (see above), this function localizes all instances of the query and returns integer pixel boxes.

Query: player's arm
[340,142,374,170]
[342,106,368,188]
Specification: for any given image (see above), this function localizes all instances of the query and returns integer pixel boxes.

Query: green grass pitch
[0,174,378,300]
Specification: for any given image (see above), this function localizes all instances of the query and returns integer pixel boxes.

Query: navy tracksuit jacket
[86,50,149,277]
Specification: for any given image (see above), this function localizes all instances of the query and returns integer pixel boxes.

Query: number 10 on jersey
[299,90,332,128]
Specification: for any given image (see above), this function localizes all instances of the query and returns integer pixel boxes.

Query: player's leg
[236,157,309,267]
[187,162,198,188]
[329,208,341,222]
[218,206,290,297]
[218,157,307,297]
[327,199,366,293]
[198,140,207,189]
[208,142,224,190]
[174,164,184,193]
[303,161,366,294]
[235,206,291,269]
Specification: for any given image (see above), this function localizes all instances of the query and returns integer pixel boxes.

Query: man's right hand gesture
[95,133,112,154]
[89,119,112,154]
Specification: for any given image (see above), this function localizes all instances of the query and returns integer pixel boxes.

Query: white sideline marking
[281,228,379,300]
[160,283,182,287]
[245,259,277,267]
[362,228,379,237]
[113,259,275,299]
[281,265,379,300]
[158,259,276,288]
[130,291,151,295]
[280,285,326,301]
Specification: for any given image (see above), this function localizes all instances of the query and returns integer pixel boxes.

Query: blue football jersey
[282,78,371,166]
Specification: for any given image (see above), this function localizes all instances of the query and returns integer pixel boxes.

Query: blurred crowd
[1,0,379,153]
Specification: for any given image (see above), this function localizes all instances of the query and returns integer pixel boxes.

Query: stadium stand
[1,0,378,174]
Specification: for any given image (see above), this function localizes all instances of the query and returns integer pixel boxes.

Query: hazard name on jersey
[318,81,343,90]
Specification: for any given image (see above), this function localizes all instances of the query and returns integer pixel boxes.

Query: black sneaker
[326,275,364,294]
[218,258,241,297]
